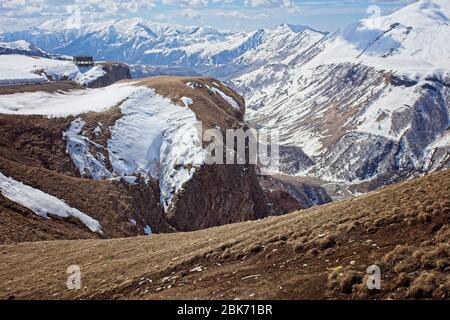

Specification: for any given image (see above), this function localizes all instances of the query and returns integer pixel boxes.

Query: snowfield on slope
[108,88,205,209]
[0,171,102,233]
[297,0,450,77]
[0,52,111,87]
[0,83,139,116]
[0,82,206,210]
[0,54,80,84]
[0,66,45,85]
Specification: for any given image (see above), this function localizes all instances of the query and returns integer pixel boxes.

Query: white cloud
[162,0,209,7]
[244,0,294,9]
[217,10,269,20]
[181,8,202,19]
[0,0,157,18]
[0,0,161,30]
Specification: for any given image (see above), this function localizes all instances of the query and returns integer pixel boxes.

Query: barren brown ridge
[1,169,448,300]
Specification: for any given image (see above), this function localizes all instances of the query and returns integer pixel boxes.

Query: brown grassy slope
[0,169,448,300]
[0,194,98,244]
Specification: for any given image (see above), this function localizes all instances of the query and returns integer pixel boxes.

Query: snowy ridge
[0,40,51,57]
[107,88,205,209]
[0,171,102,233]
[0,54,80,85]
[0,83,139,116]
[0,40,32,51]
[305,0,450,76]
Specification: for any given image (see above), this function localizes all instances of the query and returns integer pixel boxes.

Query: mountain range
[0,18,327,80]
[0,0,449,301]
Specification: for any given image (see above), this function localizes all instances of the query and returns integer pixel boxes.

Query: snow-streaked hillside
[0,45,130,87]
[0,40,52,57]
[232,0,450,189]
[1,76,311,237]
[0,82,205,210]
[0,171,102,233]
[307,0,450,74]
[0,54,80,85]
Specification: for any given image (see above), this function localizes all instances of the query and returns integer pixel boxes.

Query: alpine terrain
[2,0,448,195]
[0,0,448,301]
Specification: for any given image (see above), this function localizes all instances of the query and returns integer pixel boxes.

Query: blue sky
[0,0,416,32]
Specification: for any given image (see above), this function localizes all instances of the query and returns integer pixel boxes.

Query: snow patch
[0,171,102,233]
[77,65,107,87]
[355,85,418,139]
[186,81,200,89]
[64,118,112,180]
[144,225,152,235]
[180,96,193,107]
[94,126,102,136]
[0,83,140,117]
[206,84,240,109]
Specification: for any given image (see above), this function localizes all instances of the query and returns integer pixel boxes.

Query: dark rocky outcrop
[85,62,132,88]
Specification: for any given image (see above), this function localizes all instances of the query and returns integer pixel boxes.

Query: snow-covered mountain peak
[274,23,327,35]
[231,0,450,188]
[306,0,450,76]
[358,0,449,31]
[113,17,146,30]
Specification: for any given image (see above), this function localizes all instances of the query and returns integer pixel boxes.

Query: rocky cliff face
[82,62,132,88]
[134,77,307,231]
